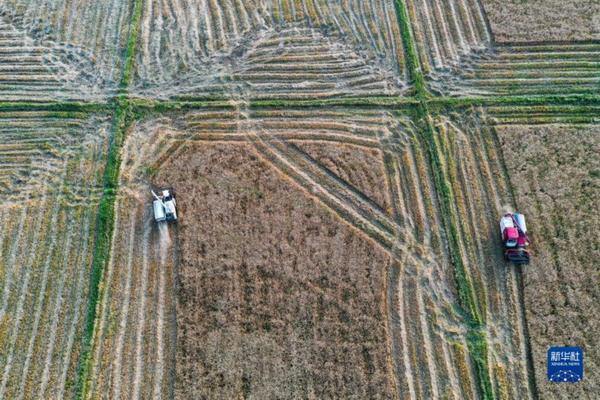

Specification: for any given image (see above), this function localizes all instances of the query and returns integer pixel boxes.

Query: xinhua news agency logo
[547,346,583,383]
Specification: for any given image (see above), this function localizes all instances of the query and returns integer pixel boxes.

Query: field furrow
[110,208,138,400]
[14,166,70,400]
[37,220,76,398]
[406,0,491,71]
[0,185,51,400]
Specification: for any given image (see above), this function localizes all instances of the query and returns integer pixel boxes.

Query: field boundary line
[73,0,144,395]
[0,94,598,116]
[393,0,495,398]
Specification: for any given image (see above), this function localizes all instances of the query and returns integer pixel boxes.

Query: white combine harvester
[152,189,177,223]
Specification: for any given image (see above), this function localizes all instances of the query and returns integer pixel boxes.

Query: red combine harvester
[499,212,530,265]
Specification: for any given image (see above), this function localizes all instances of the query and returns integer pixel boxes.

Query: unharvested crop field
[0,0,598,399]
[481,0,600,42]
[160,142,396,398]
[499,124,600,398]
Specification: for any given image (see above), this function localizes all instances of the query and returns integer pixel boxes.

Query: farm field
[481,1,600,42]
[0,0,130,100]
[0,0,598,399]
[80,109,538,399]
[159,142,396,399]
[132,0,408,99]
[499,124,600,398]
[0,112,110,399]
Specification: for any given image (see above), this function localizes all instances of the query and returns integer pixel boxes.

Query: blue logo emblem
[547,347,583,382]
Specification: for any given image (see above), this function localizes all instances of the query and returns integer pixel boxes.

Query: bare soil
[499,124,600,398]
[155,143,397,399]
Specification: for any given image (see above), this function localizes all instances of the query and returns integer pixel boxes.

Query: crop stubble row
[0,113,110,399]
[0,0,130,94]
[498,124,599,399]
[134,0,407,98]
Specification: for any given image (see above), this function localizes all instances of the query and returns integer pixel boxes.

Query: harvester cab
[152,189,177,223]
[499,212,530,265]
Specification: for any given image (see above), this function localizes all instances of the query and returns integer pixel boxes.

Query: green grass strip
[120,0,144,89]
[74,102,133,399]
[392,1,494,397]
[0,101,110,113]
[74,0,143,397]
[428,94,600,112]
[393,0,426,96]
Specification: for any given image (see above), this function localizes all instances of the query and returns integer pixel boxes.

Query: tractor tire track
[389,261,416,400]
[16,204,72,400]
[86,198,121,399]
[0,204,28,322]
[182,130,381,148]
[36,216,76,399]
[131,216,152,400]
[56,196,95,399]
[414,275,440,399]
[111,207,139,400]
[0,172,56,398]
[247,131,397,251]
[152,222,171,399]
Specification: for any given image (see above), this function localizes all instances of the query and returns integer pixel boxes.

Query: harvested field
[499,124,600,398]
[0,112,110,399]
[82,109,540,399]
[0,0,131,100]
[481,0,600,42]
[85,190,178,400]
[85,120,179,400]
[433,43,600,97]
[133,0,408,98]
[406,0,491,71]
[0,0,597,398]
[404,0,600,98]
